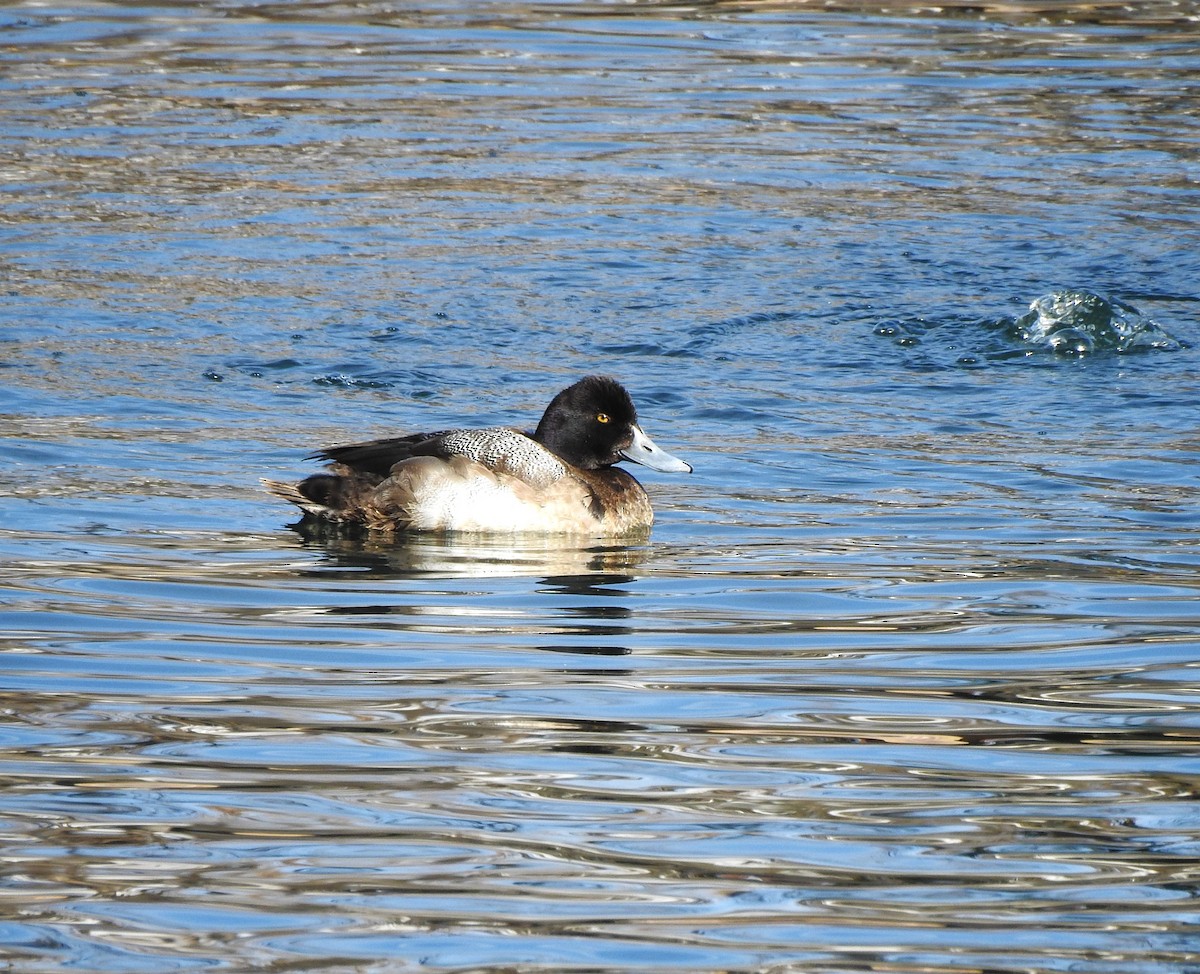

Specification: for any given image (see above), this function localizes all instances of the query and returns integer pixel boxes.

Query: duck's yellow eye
[596,412,611,424]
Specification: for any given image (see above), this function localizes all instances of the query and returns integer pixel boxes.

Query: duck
[264,375,692,536]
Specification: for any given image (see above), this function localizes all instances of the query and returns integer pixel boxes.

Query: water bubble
[1047,326,1093,356]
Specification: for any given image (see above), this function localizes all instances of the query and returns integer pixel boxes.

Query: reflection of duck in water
[266,376,691,537]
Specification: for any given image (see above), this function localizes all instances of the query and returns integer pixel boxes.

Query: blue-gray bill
[620,425,692,473]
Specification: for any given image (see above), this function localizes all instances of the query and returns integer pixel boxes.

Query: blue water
[2,2,1199,972]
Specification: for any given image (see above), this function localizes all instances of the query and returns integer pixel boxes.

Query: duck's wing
[307,430,455,478]
[312,427,567,490]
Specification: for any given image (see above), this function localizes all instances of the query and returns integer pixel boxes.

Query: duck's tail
[263,477,343,520]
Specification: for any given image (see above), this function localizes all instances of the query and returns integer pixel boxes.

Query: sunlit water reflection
[2,2,1199,972]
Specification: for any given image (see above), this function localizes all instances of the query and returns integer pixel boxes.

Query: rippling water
[2,2,1199,972]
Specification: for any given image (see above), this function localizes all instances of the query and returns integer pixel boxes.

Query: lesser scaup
[265,375,691,536]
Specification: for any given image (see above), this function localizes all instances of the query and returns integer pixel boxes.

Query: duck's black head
[534,375,691,474]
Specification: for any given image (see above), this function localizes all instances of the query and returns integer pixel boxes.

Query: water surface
[2,2,1199,972]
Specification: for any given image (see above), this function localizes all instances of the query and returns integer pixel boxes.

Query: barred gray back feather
[436,427,567,489]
